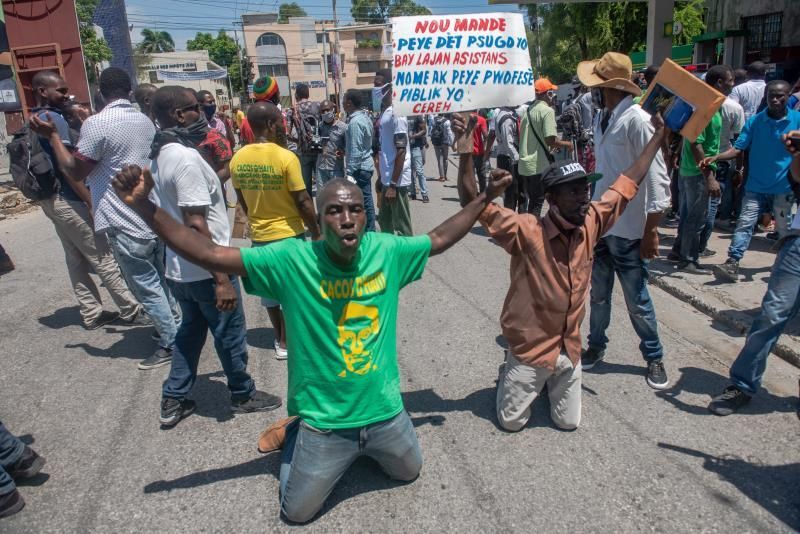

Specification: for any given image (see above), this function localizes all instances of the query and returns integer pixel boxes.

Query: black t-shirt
[410,115,426,149]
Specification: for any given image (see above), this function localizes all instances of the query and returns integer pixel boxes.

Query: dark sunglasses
[176,103,200,113]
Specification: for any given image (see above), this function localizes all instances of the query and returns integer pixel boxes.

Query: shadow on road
[246,326,277,350]
[38,306,82,329]
[656,366,797,416]
[143,454,280,494]
[64,325,156,361]
[659,442,800,530]
[189,371,236,423]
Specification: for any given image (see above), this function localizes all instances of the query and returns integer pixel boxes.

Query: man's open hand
[113,164,154,209]
[485,169,512,200]
[384,186,397,202]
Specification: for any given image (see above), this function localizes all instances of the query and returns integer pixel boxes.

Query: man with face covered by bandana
[145,86,284,427]
[316,100,347,186]
[110,145,512,522]
[197,90,227,137]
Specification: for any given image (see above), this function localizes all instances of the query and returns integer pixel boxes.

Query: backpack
[7,124,60,201]
[293,103,323,154]
[430,116,446,146]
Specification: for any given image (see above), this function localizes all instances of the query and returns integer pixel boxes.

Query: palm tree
[137,29,175,53]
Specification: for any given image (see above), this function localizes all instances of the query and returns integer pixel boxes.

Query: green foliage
[186,30,250,94]
[278,2,307,23]
[351,0,430,24]
[526,2,706,84]
[76,0,112,83]
[357,38,382,48]
[136,29,175,54]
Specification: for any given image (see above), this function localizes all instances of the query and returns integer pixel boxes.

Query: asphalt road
[1,155,798,532]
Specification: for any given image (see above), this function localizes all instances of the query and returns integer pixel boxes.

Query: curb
[650,274,800,369]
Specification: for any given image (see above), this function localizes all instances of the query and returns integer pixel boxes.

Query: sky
[125,0,526,51]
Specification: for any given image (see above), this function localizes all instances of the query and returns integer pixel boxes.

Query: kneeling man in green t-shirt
[111,159,510,523]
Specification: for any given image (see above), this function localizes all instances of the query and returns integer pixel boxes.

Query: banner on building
[157,69,228,81]
[391,13,535,116]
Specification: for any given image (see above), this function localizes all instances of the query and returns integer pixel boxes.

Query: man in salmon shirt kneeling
[455,110,668,431]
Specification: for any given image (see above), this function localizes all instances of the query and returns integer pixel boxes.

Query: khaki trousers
[377,186,413,236]
[39,196,140,325]
[496,351,582,431]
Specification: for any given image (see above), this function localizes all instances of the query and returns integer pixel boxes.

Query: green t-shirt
[241,232,432,429]
[518,101,557,176]
[680,110,722,177]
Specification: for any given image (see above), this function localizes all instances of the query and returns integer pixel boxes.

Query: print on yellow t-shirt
[230,143,307,242]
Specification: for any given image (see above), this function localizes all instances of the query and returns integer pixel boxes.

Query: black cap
[541,160,602,191]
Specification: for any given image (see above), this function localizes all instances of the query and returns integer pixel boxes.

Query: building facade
[241,14,392,107]
[695,0,800,82]
[136,50,231,109]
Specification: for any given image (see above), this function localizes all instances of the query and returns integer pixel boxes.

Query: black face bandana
[150,114,210,159]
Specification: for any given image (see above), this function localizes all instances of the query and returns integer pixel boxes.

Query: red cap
[534,77,558,93]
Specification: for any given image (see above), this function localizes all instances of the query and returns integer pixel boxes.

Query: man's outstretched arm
[428,143,511,256]
[113,165,247,277]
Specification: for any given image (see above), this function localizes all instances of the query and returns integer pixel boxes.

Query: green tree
[278,2,307,23]
[526,2,706,83]
[351,0,430,24]
[76,0,112,83]
[136,29,175,54]
[187,31,251,95]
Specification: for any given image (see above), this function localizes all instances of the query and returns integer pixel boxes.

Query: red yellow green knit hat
[252,75,279,102]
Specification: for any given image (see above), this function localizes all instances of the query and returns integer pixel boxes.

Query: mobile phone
[790,136,800,150]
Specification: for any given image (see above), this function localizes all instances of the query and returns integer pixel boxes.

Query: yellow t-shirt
[230,143,306,242]
[236,109,245,128]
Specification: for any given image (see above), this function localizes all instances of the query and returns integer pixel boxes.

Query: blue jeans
[730,236,800,394]
[409,146,428,197]
[700,163,732,251]
[0,421,25,494]
[588,236,664,361]
[106,229,180,349]
[162,276,255,402]
[299,154,318,194]
[728,191,796,261]
[351,168,376,232]
[675,174,708,264]
[316,168,343,188]
[279,411,422,523]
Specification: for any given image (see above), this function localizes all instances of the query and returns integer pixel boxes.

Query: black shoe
[699,248,717,258]
[138,347,172,370]
[409,194,417,201]
[84,310,120,331]
[712,258,739,282]
[160,398,196,427]
[123,309,153,327]
[676,261,709,275]
[765,231,779,241]
[666,251,682,262]
[0,489,24,518]
[708,385,752,416]
[231,390,282,414]
[8,446,46,480]
[645,360,669,390]
[422,195,430,203]
[581,347,606,370]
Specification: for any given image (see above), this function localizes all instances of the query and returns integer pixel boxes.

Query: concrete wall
[706,0,800,48]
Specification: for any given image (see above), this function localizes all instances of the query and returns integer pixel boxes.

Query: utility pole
[322,30,330,100]
[233,24,247,102]
[332,0,343,112]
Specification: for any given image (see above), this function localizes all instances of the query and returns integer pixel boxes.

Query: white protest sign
[391,12,535,116]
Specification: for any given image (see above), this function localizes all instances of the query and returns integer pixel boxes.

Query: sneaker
[8,446,46,480]
[666,251,682,263]
[712,258,739,283]
[138,347,172,370]
[231,390,282,414]
[84,310,121,331]
[663,218,680,229]
[581,347,606,370]
[699,248,717,258]
[676,261,709,275]
[273,339,288,360]
[0,489,24,518]
[422,195,430,203]
[645,360,669,390]
[708,385,751,416]
[409,193,417,201]
[159,398,196,427]
[122,309,153,327]
[765,231,779,241]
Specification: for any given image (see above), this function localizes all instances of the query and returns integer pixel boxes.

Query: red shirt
[472,114,488,156]
[198,128,232,172]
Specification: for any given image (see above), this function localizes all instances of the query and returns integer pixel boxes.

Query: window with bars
[358,60,382,74]
[741,12,782,51]
[258,64,288,77]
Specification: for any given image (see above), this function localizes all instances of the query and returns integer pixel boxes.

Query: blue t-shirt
[734,108,800,194]
[34,108,80,202]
